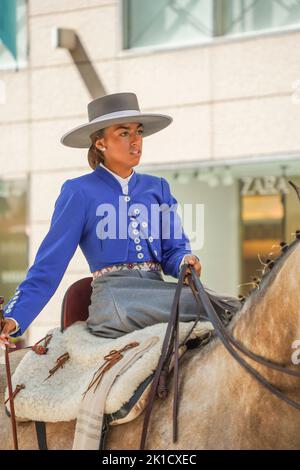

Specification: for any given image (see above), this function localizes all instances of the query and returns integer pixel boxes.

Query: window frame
[117,0,300,58]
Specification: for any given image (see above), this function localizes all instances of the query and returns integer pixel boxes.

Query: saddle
[4,320,214,449]
[3,265,238,450]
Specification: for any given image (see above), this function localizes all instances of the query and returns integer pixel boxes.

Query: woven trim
[92,262,162,280]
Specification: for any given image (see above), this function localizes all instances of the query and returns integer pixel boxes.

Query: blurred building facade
[1,0,300,342]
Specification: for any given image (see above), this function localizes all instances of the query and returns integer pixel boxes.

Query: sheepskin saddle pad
[5,320,213,424]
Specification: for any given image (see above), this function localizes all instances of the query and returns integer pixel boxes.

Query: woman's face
[95,121,144,170]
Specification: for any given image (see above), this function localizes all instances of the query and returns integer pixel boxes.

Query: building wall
[1,0,300,341]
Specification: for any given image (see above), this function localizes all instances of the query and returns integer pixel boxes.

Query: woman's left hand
[182,254,202,285]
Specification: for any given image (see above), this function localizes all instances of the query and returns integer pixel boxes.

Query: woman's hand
[183,254,202,285]
[0,319,17,350]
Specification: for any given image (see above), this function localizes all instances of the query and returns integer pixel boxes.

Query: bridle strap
[189,267,300,410]
[140,265,188,450]
[189,272,300,378]
[140,264,216,449]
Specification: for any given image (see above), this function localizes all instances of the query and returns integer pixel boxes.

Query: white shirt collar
[100,163,134,182]
[99,163,134,194]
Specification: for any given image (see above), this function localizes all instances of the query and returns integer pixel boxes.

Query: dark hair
[88,128,106,170]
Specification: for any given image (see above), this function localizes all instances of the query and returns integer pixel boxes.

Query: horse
[1,235,300,450]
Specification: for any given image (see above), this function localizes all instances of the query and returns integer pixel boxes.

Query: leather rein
[140,263,300,449]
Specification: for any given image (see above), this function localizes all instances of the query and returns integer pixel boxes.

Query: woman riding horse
[0,92,241,347]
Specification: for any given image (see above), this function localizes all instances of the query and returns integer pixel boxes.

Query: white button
[124,195,130,202]
[133,208,140,215]
[133,229,139,236]
[154,250,158,256]
[136,245,142,251]
[137,253,144,259]
[134,238,140,244]
[131,221,138,228]
[6,308,12,313]
[149,236,153,242]
[141,221,148,228]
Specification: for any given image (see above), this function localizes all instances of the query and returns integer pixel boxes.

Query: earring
[99,147,106,151]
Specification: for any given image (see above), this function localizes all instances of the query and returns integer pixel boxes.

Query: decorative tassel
[266,259,275,269]
[4,384,25,405]
[280,241,289,253]
[82,341,139,398]
[251,276,261,288]
[44,352,70,382]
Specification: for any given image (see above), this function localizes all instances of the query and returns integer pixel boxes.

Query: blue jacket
[4,165,192,336]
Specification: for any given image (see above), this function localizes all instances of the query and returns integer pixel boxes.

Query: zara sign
[241,176,289,196]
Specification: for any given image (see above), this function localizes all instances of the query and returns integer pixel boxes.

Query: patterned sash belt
[92,261,162,280]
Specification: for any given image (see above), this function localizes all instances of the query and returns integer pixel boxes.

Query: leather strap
[189,273,300,377]
[189,267,300,408]
[35,421,48,450]
[140,264,300,450]
[4,346,19,450]
[140,264,197,450]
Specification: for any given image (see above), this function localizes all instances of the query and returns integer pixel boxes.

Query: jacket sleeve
[3,180,86,337]
[160,177,192,279]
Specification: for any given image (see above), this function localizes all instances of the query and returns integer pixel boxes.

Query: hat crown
[87,92,140,122]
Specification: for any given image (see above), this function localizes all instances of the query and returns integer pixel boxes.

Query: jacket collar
[94,164,138,193]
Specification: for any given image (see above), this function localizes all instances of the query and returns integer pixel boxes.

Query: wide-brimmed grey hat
[60,92,173,148]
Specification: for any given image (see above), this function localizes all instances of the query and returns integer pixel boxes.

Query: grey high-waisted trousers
[86,269,241,339]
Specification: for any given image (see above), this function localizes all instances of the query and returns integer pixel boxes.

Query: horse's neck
[232,243,300,365]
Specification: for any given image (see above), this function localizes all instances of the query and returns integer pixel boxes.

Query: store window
[0,177,28,308]
[0,0,28,70]
[146,159,300,297]
[240,190,285,297]
[239,173,300,297]
[123,0,300,50]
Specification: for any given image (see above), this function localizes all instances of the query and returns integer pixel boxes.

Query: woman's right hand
[0,319,17,350]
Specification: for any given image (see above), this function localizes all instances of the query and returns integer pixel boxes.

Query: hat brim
[60,112,173,148]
